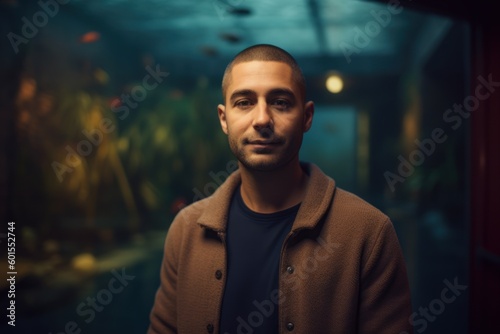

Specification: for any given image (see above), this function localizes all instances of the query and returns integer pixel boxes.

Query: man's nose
[252,100,273,131]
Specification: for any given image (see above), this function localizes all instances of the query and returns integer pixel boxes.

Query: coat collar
[196,162,336,232]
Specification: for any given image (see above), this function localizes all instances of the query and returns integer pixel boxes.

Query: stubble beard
[228,132,301,172]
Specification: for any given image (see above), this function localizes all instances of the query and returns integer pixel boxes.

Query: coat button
[207,323,214,333]
[215,270,222,280]
[286,266,294,274]
[286,322,294,331]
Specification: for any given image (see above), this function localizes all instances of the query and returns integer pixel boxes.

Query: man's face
[218,61,314,171]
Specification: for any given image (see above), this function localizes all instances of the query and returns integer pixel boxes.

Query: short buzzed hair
[221,44,306,102]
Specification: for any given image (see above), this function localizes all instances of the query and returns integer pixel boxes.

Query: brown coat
[148,163,413,334]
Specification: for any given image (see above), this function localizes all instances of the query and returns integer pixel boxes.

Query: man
[149,44,413,334]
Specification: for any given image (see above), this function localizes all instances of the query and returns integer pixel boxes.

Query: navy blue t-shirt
[219,185,300,334]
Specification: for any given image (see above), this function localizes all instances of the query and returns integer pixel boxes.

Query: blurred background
[1,0,499,333]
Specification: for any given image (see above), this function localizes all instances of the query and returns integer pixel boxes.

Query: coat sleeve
[148,217,183,334]
[358,218,413,334]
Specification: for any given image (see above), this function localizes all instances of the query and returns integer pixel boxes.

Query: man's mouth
[249,140,280,145]
[245,139,283,152]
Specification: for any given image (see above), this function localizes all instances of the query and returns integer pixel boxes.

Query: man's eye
[273,99,291,109]
[235,100,252,108]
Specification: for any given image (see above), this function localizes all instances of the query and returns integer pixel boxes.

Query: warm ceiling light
[326,73,343,94]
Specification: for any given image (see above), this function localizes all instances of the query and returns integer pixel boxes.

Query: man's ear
[218,104,228,135]
[303,101,314,132]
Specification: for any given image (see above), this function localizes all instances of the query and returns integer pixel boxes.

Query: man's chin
[237,156,284,172]
[250,146,277,154]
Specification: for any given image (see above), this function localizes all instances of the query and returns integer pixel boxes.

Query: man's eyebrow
[229,89,256,103]
[267,88,296,99]
[229,88,296,104]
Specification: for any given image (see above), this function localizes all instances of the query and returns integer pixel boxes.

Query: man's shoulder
[162,197,215,246]
[169,168,241,232]
[170,196,213,229]
[334,188,387,216]
[330,187,391,228]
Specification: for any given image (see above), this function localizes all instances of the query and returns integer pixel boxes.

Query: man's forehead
[231,60,293,76]
[227,61,296,92]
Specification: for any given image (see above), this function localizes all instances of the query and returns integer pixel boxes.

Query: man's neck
[238,159,309,214]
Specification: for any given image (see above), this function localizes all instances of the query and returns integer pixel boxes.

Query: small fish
[79,31,100,43]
